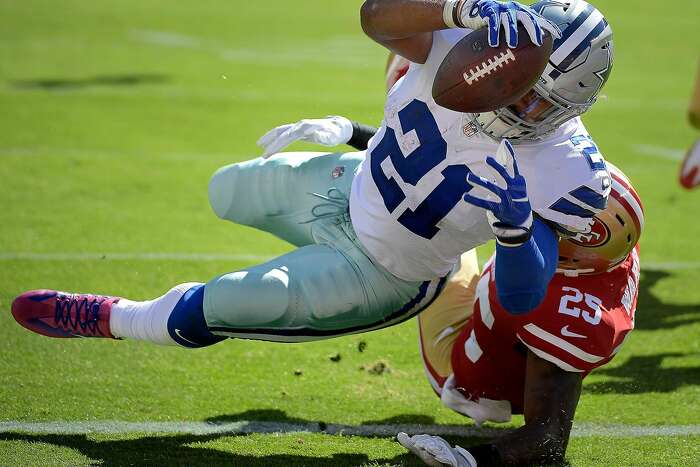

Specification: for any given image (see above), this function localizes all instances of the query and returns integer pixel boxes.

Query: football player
[12,1,613,351]
[398,163,643,466]
[678,60,700,189]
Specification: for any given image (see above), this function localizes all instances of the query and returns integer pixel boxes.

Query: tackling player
[12,2,614,353]
[398,163,643,466]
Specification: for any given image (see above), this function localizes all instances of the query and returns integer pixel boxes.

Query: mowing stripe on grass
[0,252,272,262]
[1,253,699,271]
[0,421,698,438]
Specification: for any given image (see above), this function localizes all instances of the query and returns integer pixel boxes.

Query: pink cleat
[11,290,120,338]
[679,138,700,190]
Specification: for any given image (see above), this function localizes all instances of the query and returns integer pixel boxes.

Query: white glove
[397,432,478,467]
[256,116,354,158]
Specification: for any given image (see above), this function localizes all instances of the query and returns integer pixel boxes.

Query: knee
[206,268,291,327]
[208,163,241,221]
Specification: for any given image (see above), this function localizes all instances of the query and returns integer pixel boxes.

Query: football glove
[256,116,354,158]
[463,139,533,245]
[397,432,477,467]
[443,0,562,48]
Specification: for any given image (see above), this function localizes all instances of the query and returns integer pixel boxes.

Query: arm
[361,0,444,64]
[399,351,582,466]
[256,117,377,157]
[493,217,558,314]
[471,351,582,466]
[463,140,557,315]
[361,0,561,63]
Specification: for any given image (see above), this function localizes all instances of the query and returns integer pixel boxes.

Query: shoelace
[54,294,106,336]
[300,187,349,224]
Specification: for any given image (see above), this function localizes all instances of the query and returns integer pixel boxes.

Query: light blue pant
[204,151,446,342]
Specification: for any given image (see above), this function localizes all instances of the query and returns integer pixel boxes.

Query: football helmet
[558,163,643,274]
[385,53,410,92]
[472,0,614,141]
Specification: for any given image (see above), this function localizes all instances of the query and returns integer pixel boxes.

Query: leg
[689,59,700,130]
[203,230,445,342]
[418,250,480,393]
[208,151,364,246]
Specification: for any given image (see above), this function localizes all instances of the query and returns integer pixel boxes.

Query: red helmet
[385,53,410,92]
[558,163,644,274]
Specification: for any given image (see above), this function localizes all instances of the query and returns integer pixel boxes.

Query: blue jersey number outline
[571,135,606,171]
[370,100,474,239]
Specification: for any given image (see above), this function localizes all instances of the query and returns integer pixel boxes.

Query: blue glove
[463,140,533,245]
[459,0,562,48]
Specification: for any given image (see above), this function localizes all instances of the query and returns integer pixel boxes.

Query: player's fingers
[486,12,500,47]
[466,172,502,195]
[463,192,497,212]
[486,156,513,183]
[261,129,298,157]
[396,432,414,450]
[256,124,292,148]
[503,140,522,176]
[539,17,562,40]
[503,10,518,48]
[516,10,543,46]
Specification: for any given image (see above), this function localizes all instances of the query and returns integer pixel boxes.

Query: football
[432,26,553,113]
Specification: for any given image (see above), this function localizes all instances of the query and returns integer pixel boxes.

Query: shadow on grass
[0,432,416,466]
[584,352,700,394]
[635,270,700,331]
[0,411,516,467]
[10,74,169,90]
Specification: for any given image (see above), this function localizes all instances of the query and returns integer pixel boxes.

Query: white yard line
[631,144,685,161]
[129,29,378,68]
[0,420,698,438]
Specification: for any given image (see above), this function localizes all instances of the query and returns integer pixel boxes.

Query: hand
[256,116,354,158]
[459,0,562,48]
[397,432,477,467]
[463,139,533,244]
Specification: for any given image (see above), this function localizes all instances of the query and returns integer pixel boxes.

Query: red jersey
[450,247,639,415]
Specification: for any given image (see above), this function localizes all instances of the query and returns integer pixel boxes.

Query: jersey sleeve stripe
[517,337,585,373]
[477,272,495,330]
[549,198,596,218]
[522,323,605,363]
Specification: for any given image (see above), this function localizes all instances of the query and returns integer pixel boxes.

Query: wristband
[494,224,532,247]
[443,0,468,28]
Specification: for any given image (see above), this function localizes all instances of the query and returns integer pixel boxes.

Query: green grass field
[2,0,700,465]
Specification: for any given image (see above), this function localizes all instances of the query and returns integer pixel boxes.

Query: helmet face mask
[473,0,614,142]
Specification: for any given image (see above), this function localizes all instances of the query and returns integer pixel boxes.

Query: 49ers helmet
[558,163,643,274]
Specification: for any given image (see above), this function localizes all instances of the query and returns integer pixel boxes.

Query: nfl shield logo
[331,166,345,179]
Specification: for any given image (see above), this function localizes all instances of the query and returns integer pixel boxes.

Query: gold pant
[417,250,481,390]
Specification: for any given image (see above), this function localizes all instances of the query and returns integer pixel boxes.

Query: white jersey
[349,29,611,282]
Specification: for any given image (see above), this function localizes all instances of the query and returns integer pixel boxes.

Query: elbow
[498,289,547,315]
[360,0,381,38]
